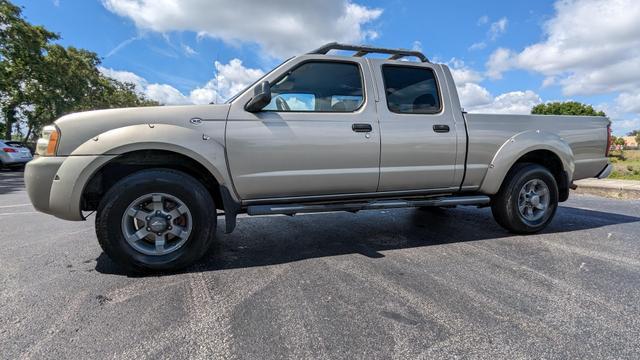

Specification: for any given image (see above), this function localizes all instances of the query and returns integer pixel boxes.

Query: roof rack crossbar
[309,42,429,63]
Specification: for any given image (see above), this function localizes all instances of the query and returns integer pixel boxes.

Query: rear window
[382,65,441,114]
[5,141,25,148]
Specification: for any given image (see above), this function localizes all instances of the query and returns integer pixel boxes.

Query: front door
[226,57,380,200]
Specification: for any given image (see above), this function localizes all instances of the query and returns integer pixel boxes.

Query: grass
[608,150,640,180]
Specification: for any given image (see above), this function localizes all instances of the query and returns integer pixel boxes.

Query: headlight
[35,125,60,156]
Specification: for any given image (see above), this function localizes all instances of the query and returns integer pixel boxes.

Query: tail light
[605,124,612,157]
[2,147,16,153]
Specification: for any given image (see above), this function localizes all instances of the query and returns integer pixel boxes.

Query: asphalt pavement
[1,169,640,359]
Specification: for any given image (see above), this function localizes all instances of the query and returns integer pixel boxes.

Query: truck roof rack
[309,42,429,63]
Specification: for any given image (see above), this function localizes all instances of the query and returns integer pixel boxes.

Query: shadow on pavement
[95,204,640,277]
[0,169,25,195]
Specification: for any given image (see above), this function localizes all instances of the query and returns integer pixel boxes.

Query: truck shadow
[95,204,640,277]
[0,169,25,195]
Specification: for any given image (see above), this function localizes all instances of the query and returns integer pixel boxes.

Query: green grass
[608,150,640,180]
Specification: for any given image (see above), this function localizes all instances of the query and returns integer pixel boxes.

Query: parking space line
[0,211,39,216]
[0,204,31,208]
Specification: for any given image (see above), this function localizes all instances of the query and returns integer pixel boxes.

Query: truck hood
[54,104,230,155]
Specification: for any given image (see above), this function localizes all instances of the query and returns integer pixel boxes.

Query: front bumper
[25,155,115,221]
[24,156,65,214]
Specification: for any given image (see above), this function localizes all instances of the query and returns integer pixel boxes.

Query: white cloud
[411,41,422,52]
[468,90,542,114]
[469,16,508,51]
[612,118,640,135]
[99,67,147,91]
[448,58,483,85]
[447,59,541,113]
[99,58,264,105]
[486,47,514,79]
[468,42,486,51]
[488,17,508,40]
[106,36,140,58]
[102,0,382,58]
[212,59,265,100]
[485,0,640,96]
[182,44,198,57]
[145,84,191,105]
[616,92,640,113]
[457,83,492,107]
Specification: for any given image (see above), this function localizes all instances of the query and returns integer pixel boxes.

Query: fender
[70,123,238,202]
[478,130,575,194]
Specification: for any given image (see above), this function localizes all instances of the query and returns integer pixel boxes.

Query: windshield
[224,57,294,104]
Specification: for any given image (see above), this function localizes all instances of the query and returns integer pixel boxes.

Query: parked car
[0,140,33,170]
[25,43,612,272]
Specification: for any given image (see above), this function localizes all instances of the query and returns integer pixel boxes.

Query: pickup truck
[25,43,612,272]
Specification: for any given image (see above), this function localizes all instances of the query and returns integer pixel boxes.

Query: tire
[96,169,216,272]
[491,163,558,234]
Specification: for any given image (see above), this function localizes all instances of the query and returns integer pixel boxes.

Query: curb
[573,179,640,200]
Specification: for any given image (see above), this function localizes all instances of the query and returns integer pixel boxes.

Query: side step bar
[246,195,490,216]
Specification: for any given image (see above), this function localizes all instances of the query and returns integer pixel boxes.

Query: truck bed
[463,113,609,188]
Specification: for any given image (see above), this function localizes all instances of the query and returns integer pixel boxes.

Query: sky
[14,0,640,135]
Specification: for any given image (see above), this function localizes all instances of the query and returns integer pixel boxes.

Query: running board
[246,195,490,216]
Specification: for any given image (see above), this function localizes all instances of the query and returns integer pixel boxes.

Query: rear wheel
[96,169,216,272]
[491,163,558,234]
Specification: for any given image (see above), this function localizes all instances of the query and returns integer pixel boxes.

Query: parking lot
[1,168,640,359]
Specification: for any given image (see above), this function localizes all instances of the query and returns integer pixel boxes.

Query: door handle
[433,124,450,133]
[352,123,372,132]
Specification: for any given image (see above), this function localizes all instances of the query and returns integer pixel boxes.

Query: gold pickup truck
[25,43,612,272]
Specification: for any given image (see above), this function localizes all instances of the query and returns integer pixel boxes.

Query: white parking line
[0,204,31,208]
[0,211,39,216]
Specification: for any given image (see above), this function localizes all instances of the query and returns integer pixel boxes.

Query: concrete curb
[573,179,640,200]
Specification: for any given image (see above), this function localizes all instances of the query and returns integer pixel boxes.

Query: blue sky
[15,0,640,134]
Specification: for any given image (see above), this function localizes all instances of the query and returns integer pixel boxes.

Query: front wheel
[491,163,559,234]
[96,169,216,272]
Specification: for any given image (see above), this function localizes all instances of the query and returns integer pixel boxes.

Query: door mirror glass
[245,81,272,112]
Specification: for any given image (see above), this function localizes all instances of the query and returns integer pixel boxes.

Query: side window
[264,61,364,112]
[382,65,441,114]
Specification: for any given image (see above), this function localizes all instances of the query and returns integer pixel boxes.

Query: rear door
[226,56,381,200]
[370,60,463,192]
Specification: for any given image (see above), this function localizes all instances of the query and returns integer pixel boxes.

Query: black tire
[491,163,558,234]
[96,169,216,272]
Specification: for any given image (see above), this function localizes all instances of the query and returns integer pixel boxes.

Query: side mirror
[245,81,271,112]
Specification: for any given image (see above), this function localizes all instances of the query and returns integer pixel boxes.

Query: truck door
[370,59,463,192]
[226,57,381,200]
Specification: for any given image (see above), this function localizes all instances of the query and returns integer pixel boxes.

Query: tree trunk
[23,125,32,143]
[3,106,17,140]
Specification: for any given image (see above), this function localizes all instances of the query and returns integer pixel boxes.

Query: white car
[0,140,33,170]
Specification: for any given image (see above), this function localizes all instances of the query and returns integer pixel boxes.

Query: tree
[628,130,640,146]
[1,0,158,142]
[20,45,158,141]
[531,101,606,117]
[0,0,58,139]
